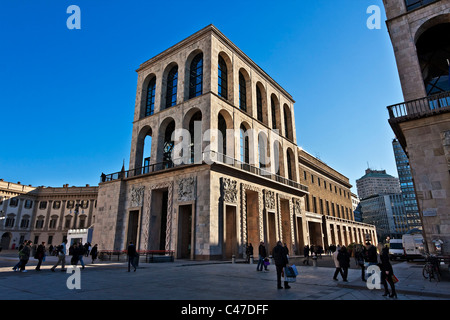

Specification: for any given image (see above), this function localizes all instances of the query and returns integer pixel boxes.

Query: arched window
[256,86,263,122]
[165,66,178,109]
[189,53,203,99]
[189,111,202,164]
[283,104,293,140]
[218,55,228,99]
[273,142,281,176]
[416,23,450,96]
[271,97,277,129]
[218,114,227,156]
[240,125,249,164]
[239,72,247,112]
[258,132,269,171]
[286,150,293,180]
[163,121,175,168]
[145,77,156,116]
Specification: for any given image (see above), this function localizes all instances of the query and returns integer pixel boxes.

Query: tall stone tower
[93,25,309,260]
[383,0,450,254]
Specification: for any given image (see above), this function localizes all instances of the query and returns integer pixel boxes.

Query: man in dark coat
[256,242,268,272]
[34,242,46,271]
[337,246,350,282]
[273,241,290,289]
[127,241,138,272]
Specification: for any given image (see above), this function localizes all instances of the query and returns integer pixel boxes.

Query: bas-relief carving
[264,190,275,210]
[222,178,238,203]
[130,186,145,208]
[178,177,195,202]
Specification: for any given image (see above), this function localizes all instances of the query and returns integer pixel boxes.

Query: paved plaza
[1,251,449,303]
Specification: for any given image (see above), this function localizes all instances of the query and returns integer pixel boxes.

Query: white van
[388,239,405,260]
[402,232,424,261]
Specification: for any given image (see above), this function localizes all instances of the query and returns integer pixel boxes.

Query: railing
[101,160,175,182]
[387,91,450,120]
[204,150,309,192]
[101,152,308,192]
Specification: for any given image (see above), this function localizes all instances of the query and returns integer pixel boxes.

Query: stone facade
[384,0,450,254]
[92,25,376,260]
[298,150,377,247]
[0,180,98,249]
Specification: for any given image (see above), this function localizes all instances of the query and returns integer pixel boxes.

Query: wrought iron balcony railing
[101,151,308,192]
[387,91,450,121]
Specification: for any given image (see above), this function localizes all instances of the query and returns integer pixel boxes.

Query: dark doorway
[149,189,169,251]
[224,205,237,259]
[178,205,192,259]
[127,210,139,247]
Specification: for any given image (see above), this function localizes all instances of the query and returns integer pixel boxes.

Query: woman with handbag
[380,246,397,298]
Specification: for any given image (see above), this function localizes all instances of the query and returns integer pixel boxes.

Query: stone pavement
[0,251,449,302]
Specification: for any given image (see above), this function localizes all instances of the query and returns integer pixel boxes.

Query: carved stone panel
[130,186,145,208]
[178,177,195,202]
[264,190,276,210]
[222,178,238,203]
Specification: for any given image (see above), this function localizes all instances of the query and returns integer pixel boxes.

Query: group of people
[332,241,397,298]
[11,239,99,273]
[251,241,292,289]
[250,239,397,296]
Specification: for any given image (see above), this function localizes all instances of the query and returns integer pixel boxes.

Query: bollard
[250,255,254,264]
[232,255,235,264]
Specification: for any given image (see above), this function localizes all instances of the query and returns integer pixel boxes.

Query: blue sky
[0,0,403,194]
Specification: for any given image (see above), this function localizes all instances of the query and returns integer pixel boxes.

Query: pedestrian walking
[70,243,80,266]
[332,245,343,281]
[355,245,366,281]
[84,242,90,257]
[18,240,32,272]
[273,241,291,289]
[90,244,98,263]
[365,240,378,280]
[35,242,46,271]
[127,241,138,272]
[246,243,253,264]
[337,246,350,282]
[51,240,67,272]
[12,241,26,271]
[256,242,268,272]
[380,246,397,298]
[77,243,86,269]
[303,245,310,265]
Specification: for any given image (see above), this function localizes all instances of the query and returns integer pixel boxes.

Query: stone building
[0,180,36,249]
[93,25,377,260]
[383,0,450,253]
[0,179,98,249]
[298,150,377,250]
[356,169,401,200]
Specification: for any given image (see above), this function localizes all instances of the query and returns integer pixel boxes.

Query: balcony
[101,151,308,193]
[387,91,450,121]
[387,91,450,149]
